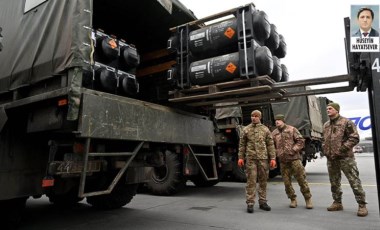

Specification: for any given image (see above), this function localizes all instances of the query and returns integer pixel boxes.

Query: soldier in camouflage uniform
[323,102,368,217]
[238,110,277,213]
[272,114,313,209]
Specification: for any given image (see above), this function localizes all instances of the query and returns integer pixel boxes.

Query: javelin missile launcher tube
[189,46,273,85]
[118,40,140,71]
[83,30,139,96]
[189,52,240,85]
[167,5,288,89]
[271,56,282,82]
[94,30,119,65]
[188,19,238,58]
[274,34,287,58]
[119,70,139,96]
[94,63,118,93]
[169,10,271,60]
[280,64,289,82]
[251,10,271,44]
[265,24,279,52]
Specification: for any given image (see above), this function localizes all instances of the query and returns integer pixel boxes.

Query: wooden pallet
[169,75,287,107]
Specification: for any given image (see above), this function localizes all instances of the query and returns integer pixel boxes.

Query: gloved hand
[238,159,244,167]
[270,159,277,169]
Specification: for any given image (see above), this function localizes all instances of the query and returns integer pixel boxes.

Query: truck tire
[191,175,219,187]
[47,178,84,206]
[0,197,28,229]
[48,189,84,206]
[86,183,138,209]
[232,161,247,182]
[147,151,186,195]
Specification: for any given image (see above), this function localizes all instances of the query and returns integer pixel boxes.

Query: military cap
[274,114,285,121]
[327,102,340,112]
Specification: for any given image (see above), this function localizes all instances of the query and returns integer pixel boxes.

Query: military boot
[259,202,271,211]
[247,204,254,213]
[289,199,297,208]
[327,201,343,211]
[305,198,313,209]
[357,204,368,217]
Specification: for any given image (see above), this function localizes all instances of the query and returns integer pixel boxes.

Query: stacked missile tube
[83,30,140,96]
[167,4,289,89]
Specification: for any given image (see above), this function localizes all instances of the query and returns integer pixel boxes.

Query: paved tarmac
[20,154,380,230]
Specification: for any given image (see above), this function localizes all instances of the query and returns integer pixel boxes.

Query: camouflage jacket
[272,125,305,163]
[323,115,359,160]
[238,123,276,160]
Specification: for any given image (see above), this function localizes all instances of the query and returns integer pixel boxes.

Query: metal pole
[368,52,380,214]
[78,138,91,198]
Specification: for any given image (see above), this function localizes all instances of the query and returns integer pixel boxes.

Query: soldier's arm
[271,130,278,148]
[238,130,247,160]
[266,129,276,160]
[342,120,360,151]
[292,128,305,152]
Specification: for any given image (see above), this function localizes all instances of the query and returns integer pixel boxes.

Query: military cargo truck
[0,0,219,227]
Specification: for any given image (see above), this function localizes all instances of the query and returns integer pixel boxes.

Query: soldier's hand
[238,159,244,167]
[339,145,350,155]
[270,159,277,169]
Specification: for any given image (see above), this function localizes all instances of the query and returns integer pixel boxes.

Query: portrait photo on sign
[350,5,380,52]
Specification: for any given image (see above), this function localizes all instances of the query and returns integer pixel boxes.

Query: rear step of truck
[187,145,218,181]
[78,139,144,198]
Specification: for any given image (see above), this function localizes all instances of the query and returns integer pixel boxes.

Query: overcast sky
[179,0,378,138]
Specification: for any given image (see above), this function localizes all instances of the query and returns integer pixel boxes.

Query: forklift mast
[343,17,380,213]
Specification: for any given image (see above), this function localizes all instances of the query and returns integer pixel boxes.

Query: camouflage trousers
[327,157,366,204]
[280,160,312,200]
[245,159,269,205]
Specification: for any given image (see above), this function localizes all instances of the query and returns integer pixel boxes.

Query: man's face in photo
[358,9,373,32]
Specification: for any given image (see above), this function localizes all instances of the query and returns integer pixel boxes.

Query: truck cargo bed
[78,89,215,146]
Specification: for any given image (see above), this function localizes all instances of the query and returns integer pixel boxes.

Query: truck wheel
[147,151,186,195]
[191,175,219,187]
[0,197,28,229]
[47,178,84,206]
[46,184,83,207]
[232,161,247,182]
[86,183,138,209]
[48,189,84,206]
